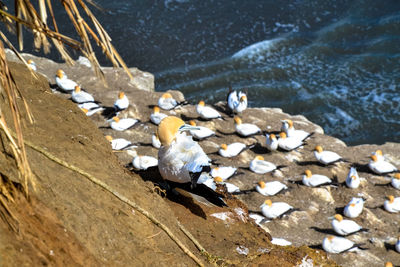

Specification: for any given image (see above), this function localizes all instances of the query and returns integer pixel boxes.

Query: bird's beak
[179,124,200,131]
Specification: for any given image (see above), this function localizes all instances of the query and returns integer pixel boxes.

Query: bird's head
[304,169,312,178]
[220,144,228,150]
[189,120,197,126]
[112,116,120,123]
[233,116,242,125]
[258,181,266,189]
[198,100,205,107]
[161,92,173,99]
[375,149,383,156]
[371,154,378,162]
[80,108,88,114]
[314,145,323,153]
[153,106,160,113]
[264,199,272,206]
[387,195,395,203]
[269,133,277,140]
[239,95,247,102]
[214,177,223,183]
[56,69,64,78]
[118,92,125,99]
[157,116,198,146]
[254,155,264,161]
[334,214,343,222]
[281,119,293,128]
[279,132,287,139]
[351,175,357,180]
[327,235,335,242]
[394,173,400,180]
[74,85,81,93]
[385,262,393,267]
[27,59,34,65]
[105,135,113,142]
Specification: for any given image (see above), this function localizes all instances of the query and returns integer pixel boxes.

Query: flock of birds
[27,59,400,263]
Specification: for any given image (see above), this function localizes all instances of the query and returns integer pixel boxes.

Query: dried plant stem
[16,134,206,267]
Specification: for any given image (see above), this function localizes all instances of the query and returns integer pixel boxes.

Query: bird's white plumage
[344,197,364,218]
[281,120,310,141]
[271,238,292,246]
[158,93,178,110]
[346,167,360,189]
[235,123,261,137]
[256,181,287,196]
[322,236,356,254]
[228,90,247,113]
[82,107,104,116]
[260,200,293,219]
[218,142,247,157]
[132,156,158,170]
[384,196,400,213]
[110,117,139,131]
[249,213,268,226]
[196,102,221,120]
[150,111,168,125]
[278,133,304,151]
[265,134,278,151]
[391,174,400,190]
[27,60,37,71]
[314,147,342,165]
[152,134,161,149]
[250,157,277,174]
[210,166,237,180]
[396,237,400,253]
[107,137,135,150]
[78,102,100,110]
[72,87,95,103]
[368,156,397,174]
[189,125,215,140]
[158,132,210,183]
[302,170,332,187]
[331,215,363,236]
[56,74,77,92]
[114,93,129,110]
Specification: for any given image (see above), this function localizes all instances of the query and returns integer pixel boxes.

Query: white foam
[232,38,283,59]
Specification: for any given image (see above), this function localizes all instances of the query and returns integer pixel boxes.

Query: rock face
[3,52,400,266]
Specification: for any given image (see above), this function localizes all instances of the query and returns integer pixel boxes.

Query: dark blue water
[5,0,400,145]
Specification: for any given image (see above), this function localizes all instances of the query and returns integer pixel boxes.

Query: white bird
[114,92,129,111]
[227,88,247,114]
[281,119,311,141]
[391,173,400,190]
[346,167,361,189]
[302,169,332,187]
[384,195,400,213]
[55,69,77,92]
[158,92,181,110]
[207,176,240,193]
[105,135,136,150]
[344,197,364,218]
[188,120,215,140]
[78,102,101,110]
[27,59,37,71]
[256,181,288,196]
[260,199,294,219]
[150,106,168,125]
[81,107,103,117]
[234,116,261,137]
[372,149,384,161]
[331,214,366,236]
[265,133,278,151]
[271,238,292,246]
[218,142,249,158]
[110,116,139,131]
[210,166,237,181]
[314,145,343,165]
[152,134,161,149]
[249,213,268,226]
[71,85,95,103]
[196,100,222,120]
[368,154,398,175]
[322,235,361,254]
[249,155,278,174]
[278,132,304,151]
[395,236,400,253]
[157,116,211,186]
[132,155,158,170]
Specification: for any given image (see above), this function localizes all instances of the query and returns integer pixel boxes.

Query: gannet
[158,93,182,110]
[218,142,249,158]
[391,173,400,190]
[110,116,139,131]
[150,106,168,125]
[188,120,215,140]
[372,149,384,161]
[114,92,129,111]
[314,145,343,165]
[256,181,288,196]
[278,132,304,151]
[55,69,77,92]
[368,154,398,175]
[331,214,366,236]
[346,167,360,189]
[105,135,136,151]
[271,238,292,246]
[384,195,400,213]
[385,262,394,267]
[227,88,247,114]
[260,199,294,219]
[210,166,237,180]
[78,102,100,110]
[27,59,37,71]
[234,116,261,137]
[152,134,161,149]
[71,85,95,103]
[322,235,363,254]
[344,197,364,218]
[196,100,222,120]
[302,169,332,187]
[281,119,311,141]
[250,155,278,174]
[396,236,400,253]
[81,107,103,117]
[157,116,211,188]
[249,213,268,225]
[265,133,278,151]
[132,155,158,170]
